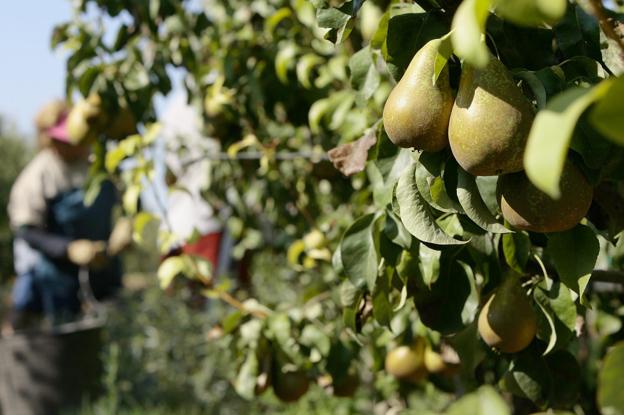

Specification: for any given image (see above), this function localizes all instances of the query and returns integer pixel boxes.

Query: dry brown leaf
[327,129,377,176]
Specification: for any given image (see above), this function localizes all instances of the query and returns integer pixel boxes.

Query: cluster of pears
[384,337,459,382]
[383,38,593,233]
[67,94,137,144]
[477,277,537,353]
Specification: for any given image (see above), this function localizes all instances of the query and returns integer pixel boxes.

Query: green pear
[383,39,454,152]
[478,277,537,353]
[449,57,535,176]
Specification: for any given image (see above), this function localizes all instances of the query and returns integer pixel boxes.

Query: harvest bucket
[0,268,106,414]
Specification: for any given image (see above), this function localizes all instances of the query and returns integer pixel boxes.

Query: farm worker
[5,99,131,330]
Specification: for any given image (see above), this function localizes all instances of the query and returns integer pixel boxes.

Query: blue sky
[0,2,73,137]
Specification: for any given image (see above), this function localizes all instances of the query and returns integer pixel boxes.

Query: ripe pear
[449,57,535,176]
[497,162,593,233]
[478,277,537,353]
[385,338,427,381]
[383,39,454,152]
[66,95,106,144]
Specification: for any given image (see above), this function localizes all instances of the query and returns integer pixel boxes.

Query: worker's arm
[16,226,72,259]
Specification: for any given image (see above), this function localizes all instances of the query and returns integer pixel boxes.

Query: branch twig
[588,0,624,54]
[591,269,624,284]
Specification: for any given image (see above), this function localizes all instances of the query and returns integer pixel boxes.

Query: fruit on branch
[423,346,459,376]
[272,368,310,402]
[66,94,107,144]
[497,162,593,233]
[449,57,535,176]
[382,38,453,152]
[478,277,537,353]
[385,338,428,382]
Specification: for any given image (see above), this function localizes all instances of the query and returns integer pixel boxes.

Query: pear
[383,39,454,152]
[385,337,427,381]
[66,95,107,144]
[497,161,593,233]
[478,277,537,353]
[272,369,309,402]
[449,57,535,176]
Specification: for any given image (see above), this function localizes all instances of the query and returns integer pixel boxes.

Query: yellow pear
[385,338,427,380]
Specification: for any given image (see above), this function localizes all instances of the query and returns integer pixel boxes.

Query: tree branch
[587,0,624,54]
[591,269,624,284]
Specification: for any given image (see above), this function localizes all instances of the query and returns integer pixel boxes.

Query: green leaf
[493,0,567,27]
[433,32,453,83]
[503,351,553,406]
[451,0,492,68]
[502,231,531,273]
[385,11,447,79]
[348,46,381,99]
[296,53,325,89]
[384,209,412,250]
[547,224,599,301]
[554,4,601,61]
[222,311,243,334]
[396,163,468,246]
[533,278,576,354]
[372,270,392,327]
[123,184,141,215]
[524,82,611,198]
[235,351,259,400]
[419,243,441,287]
[546,351,581,407]
[265,7,292,35]
[598,341,624,415]
[589,76,624,145]
[446,385,511,415]
[275,42,298,84]
[414,260,478,334]
[300,325,331,357]
[157,256,187,289]
[340,213,380,290]
[457,167,510,233]
[415,158,461,214]
[448,321,486,378]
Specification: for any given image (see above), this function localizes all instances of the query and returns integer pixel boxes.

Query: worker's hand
[67,239,108,267]
[108,217,133,256]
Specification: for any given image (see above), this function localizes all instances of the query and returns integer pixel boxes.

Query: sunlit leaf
[598,341,624,415]
[451,0,492,68]
[396,163,468,246]
[524,81,611,198]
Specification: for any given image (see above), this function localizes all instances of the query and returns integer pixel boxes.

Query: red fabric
[182,232,222,270]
